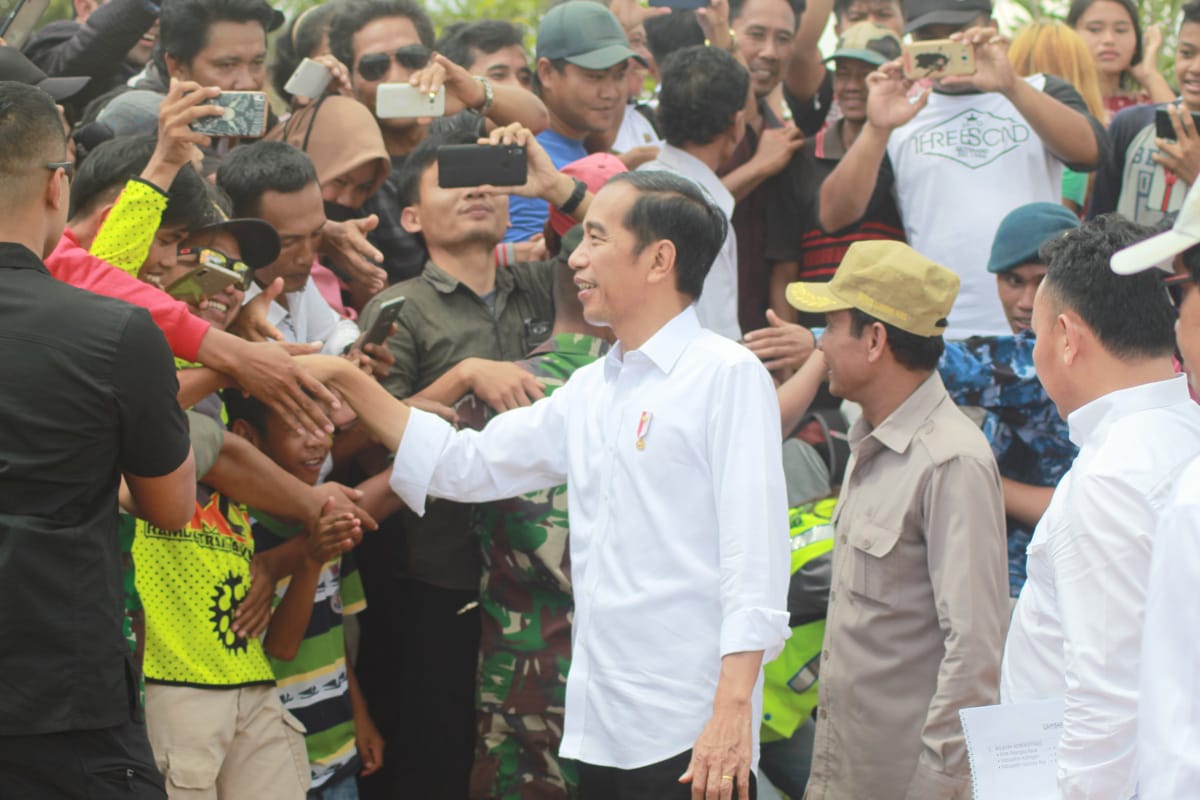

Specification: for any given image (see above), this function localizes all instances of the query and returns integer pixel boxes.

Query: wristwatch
[473,76,494,115]
[556,177,588,216]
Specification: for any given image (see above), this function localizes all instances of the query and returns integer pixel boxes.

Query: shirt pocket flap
[848,519,903,559]
[166,747,220,790]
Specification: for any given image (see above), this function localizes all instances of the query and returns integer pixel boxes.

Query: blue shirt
[504,129,587,243]
[938,332,1078,596]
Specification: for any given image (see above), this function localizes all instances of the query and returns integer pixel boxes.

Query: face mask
[323,201,359,223]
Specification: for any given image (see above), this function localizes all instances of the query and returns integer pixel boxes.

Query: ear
[45,166,67,215]
[399,205,422,235]
[1060,311,1085,367]
[535,57,557,89]
[864,320,889,364]
[164,52,188,81]
[230,419,262,449]
[644,239,677,287]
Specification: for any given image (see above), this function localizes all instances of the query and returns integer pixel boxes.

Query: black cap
[190,217,281,270]
[0,46,89,101]
[903,0,992,34]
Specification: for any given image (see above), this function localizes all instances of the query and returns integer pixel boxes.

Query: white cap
[1111,180,1200,275]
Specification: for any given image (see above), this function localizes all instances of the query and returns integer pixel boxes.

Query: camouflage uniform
[467,334,609,800]
[938,332,1078,596]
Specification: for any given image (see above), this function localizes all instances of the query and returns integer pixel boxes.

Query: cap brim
[823,49,888,66]
[904,9,984,33]
[191,218,281,270]
[785,281,855,314]
[38,75,90,101]
[566,44,646,70]
[1110,229,1196,275]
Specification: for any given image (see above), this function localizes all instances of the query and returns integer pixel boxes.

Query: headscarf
[268,95,391,200]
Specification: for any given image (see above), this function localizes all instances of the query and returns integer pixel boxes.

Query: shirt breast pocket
[846,520,904,605]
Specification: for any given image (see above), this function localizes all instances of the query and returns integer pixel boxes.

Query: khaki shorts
[145,683,310,800]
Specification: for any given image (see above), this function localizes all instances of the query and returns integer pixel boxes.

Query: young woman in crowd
[1068,0,1175,119]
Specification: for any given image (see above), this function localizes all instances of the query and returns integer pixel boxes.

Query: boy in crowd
[437,20,532,91]
[225,390,388,800]
[1089,1,1200,227]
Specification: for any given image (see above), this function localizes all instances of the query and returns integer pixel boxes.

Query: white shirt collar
[604,306,702,379]
[648,144,735,218]
[1067,374,1190,448]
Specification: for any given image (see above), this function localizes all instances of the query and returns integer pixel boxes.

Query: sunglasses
[178,246,251,290]
[356,45,432,82]
[46,160,75,181]
[1163,272,1196,310]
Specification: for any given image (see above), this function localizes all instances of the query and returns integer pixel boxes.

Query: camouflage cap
[823,22,902,67]
[786,240,960,337]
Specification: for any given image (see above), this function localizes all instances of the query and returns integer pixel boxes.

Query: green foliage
[428,0,546,41]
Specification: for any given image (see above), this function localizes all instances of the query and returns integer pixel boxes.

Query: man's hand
[141,78,223,190]
[407,395,459,424]
[617,144,660,170]
[609,0,671,32]
[695,0,733,52]
[742,310,816,372]
[305,497,363,563]
[346,330,397,380]
[234,554,275,639]
[679,699,754,799]
[748,124,805,178]
[228,277,286,342]
[1154,104,1200,185]
[941,27,1016,95]
[1131,24,1164,86]
[866,61,930,132]
[510,236,549,263]
[321,217,388,298]
[480,123,574,205]
[464,358,546,412]
[228,339,340,436]
[409,52,487,116]
[306,482,379,532]
[291,53,355,106]
[356,710,386,776]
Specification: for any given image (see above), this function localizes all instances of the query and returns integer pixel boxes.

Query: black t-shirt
[363,153,429,285]
[790,69,836,137]
[0,242,190,734]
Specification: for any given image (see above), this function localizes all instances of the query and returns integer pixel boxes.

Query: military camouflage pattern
[469,333,608,800]
[938,332,1077,596]
[470,711,580,800]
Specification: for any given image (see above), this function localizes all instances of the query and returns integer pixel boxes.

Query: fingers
[736,762,750,800]
[290,368,339,435]
[232,584,272,638]
[279,341,322,356]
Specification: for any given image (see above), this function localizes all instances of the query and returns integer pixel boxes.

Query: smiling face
[996,262,1048,333]
[167,20,268,91]
[832,58,874,123]
[817,308,875,401]
[1073,0,1138,79]
[1178,22,1200,112]
[252,183,326,294]
[567,182,650,331]
[466,43,532,91]
[733,0,798,98]
[538,60,627,139]
[351,15,427,130]
[140,228,245,329]
[257,410,332,486]
[400,163,509,251]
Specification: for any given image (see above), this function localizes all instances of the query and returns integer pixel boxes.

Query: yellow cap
[786,240,960,337]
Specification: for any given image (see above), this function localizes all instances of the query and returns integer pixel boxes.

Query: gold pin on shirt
[636,411,652,451]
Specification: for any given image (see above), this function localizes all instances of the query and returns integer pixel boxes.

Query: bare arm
[415,357,545,412]
[680,651,765,799]
[263,558,321,661]
[1001,478,1054,529]
[784,0,834,102]
[301,356,412,453]
[177,367,234,409]
[125,450,197,531]
[778,350,826,436]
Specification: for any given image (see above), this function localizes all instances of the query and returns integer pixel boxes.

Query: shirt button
[863,539,873,549]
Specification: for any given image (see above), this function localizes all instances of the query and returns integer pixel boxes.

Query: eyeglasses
[356,45,432,82]
[1163,272,1196,310]
[178,246,251,289]
[45,160,75,181]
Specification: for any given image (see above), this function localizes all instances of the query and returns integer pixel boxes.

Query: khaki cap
[786,240,960,337]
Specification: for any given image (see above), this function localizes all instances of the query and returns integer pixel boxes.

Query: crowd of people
[1,0,1199,797]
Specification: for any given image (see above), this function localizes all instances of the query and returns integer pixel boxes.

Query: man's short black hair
[272,3,340,102]
[221,388,269,435]
[1038,214,1176,360]
[644,11,704,70]
[834,0,900,20]
[328,0,436,69]
[657,46,749,147]
[1183,0,1200,26]
[394,115,484,208]
[216,141,319,218]
[848,308,945,371]
[0,82,67,199]
[436,20,525,69]
[69,134,211,228]
[606,170,728,300]
[159,0,279,69]
[729,0,806,26]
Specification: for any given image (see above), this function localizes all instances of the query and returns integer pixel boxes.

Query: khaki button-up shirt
[805,372,1008,800]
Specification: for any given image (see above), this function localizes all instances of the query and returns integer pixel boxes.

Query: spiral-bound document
[959,698,1064,800]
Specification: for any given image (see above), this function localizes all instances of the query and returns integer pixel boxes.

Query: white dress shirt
[1001,375,1200,799]
[243,269,360,355]
[1139,455,1200,800]
[640,145,742,341]
[389,307,790,769]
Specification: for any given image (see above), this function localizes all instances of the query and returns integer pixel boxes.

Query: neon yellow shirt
[89,178,167,275]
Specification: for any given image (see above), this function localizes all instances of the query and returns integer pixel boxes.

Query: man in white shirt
[1109,186,1200,800]
[1001,214,1200,799]
[301,170,790,799]
[217,141,375,360]
[639,44,746,341]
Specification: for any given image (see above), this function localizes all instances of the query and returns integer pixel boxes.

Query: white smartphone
[283,57,333,99]
[376,84,445,119]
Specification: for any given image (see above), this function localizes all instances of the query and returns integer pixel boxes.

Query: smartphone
[165,263,247,303]
[1155,107,1200,140]
[437,144,527,189]
[355,296,406,350]
[283,57,332,99]
[190,91,270,138]
[376,84,446,119]
[0,0,49,47]
[648,0,707,8]
[902,40,976,80]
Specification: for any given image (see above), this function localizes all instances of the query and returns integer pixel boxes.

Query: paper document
[959,698,1064,800]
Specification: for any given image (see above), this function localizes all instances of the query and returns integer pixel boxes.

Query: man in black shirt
[0,81,195,798]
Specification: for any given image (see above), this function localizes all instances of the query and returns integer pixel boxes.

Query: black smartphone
[1155,107,1200,140]
[190,91,270,138]
[648,0,708,7]
[437,144,527,189]
[355,296,406,350]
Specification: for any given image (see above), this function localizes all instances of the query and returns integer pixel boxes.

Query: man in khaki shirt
[788,241,1009,800]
